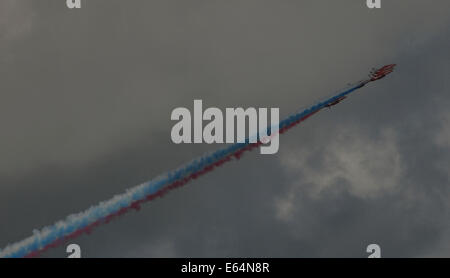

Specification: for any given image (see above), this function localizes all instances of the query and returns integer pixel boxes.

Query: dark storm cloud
[1,0,450,257]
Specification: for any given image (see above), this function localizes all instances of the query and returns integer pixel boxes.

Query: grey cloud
[1,0,450,257]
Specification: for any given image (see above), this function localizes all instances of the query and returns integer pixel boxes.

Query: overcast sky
[1,0,450,257]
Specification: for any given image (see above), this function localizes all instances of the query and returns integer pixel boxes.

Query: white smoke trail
[0,77,376,258]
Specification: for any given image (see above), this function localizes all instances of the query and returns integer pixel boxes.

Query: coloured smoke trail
[0,65,396,258]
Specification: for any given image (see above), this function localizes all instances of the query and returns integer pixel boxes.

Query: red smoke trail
[5,65,395,258]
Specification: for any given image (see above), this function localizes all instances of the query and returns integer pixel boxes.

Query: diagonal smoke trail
[0,68,392,258]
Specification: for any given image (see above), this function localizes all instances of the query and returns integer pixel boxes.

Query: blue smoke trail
[0,77,375,258]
